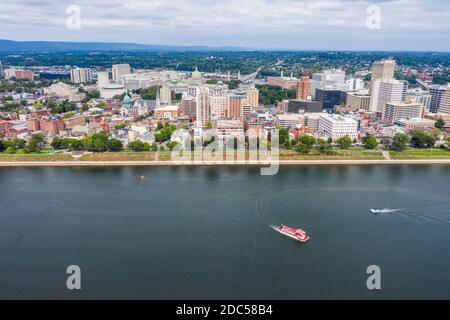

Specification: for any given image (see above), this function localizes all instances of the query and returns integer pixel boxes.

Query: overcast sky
[1,0,449,51]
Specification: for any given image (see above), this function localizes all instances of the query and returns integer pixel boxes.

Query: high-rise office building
[112,64,131,83]
[181,95,197,117]
[371,59,396,83]
[370,80,407,112]
[245,88,259,108]
[228,95,246,119]
[315,89,345,112]
[369,59,397,112]
[70,68,92,84]
[296,76,311,100]
[429,85,448,113]
[0,61,4,79]
[438,89,450,114]
[196,86,210,127]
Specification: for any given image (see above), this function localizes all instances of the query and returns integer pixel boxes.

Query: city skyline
[1,0,450,52]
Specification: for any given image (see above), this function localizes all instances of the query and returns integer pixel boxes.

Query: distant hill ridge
[0,39,249,52]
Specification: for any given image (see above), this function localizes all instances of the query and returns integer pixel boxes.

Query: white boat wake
[370,208,404,214]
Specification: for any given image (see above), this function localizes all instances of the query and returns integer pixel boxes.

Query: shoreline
[1,159,450,167]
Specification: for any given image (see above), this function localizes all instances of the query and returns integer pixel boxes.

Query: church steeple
[156,87,161,109]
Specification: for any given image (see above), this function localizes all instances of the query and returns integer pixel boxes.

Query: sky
[1,0,450,51]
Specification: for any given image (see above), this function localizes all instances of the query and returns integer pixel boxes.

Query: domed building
[191,66,202,81]
[121,93,133,116]
[122,93,132,108]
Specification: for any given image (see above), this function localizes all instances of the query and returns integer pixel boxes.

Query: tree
[298,135,316,149]
[336,135,352,150]
[167,141,180,151]
[140,85,161,100]
[107,139,123,152]
[12,138,26,150]
[90,133,108,152]
[70,139,82,150]
[26,133,45,153]
[0,140,4,153]
[4,146,15,154]
[317,139,333,154]
[363,135,379,150]
[142,142,151,152]
[285,139,293,150]
[154,124,176,142]
[129,140,145,152]
[150,142,158,152]
[295,143,310,154]
[51,137,68,150]
[225,79,241,90]
[279,128,289,146]
[410,130,437,148]
[391,132,410,152]
[435,119,445,130]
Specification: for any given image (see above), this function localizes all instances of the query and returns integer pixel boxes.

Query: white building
[43,82,85,101]
[112,64,131,83]
[70,68,92,84]
[318,114,358,140]
[311,69,349,98]
[383,102,423,124]
[369,59,397,112]
[371,59,396,83]
[122,73,161,90]
[44,82,78,97]
[97,71,126,98]
[346,78,365,91]
[370,80,407,112]
[97,72,110,88]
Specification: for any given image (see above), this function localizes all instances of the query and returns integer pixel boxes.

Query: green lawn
[0,153,74,161]
[389,148,450,160]
[279,149,385,160]
[1,147,449,162]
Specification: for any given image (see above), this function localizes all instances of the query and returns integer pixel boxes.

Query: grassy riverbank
[389,148,450,160]
[1,148,449,162]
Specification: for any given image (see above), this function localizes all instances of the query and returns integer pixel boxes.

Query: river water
[0,165,449,299]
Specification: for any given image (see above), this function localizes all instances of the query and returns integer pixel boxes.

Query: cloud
[0,0,449,50]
